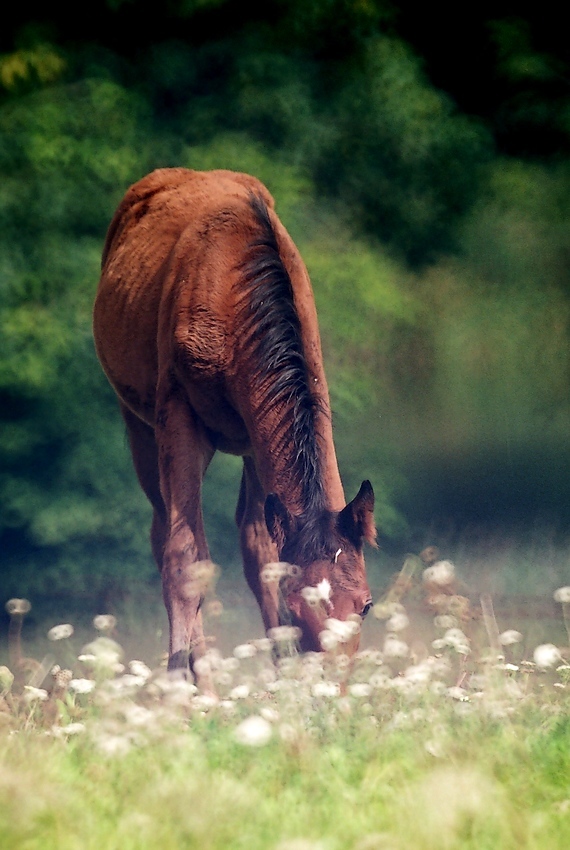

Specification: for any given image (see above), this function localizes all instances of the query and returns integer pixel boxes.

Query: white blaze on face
[316,578,331,602]
[300,578,333,609]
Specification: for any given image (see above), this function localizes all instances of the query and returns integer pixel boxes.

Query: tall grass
[1,558,569,850]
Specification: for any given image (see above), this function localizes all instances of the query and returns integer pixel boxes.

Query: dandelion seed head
[268,625,302,643]
[23,686,48,702]
[229,684,250,700]
[386,612,409,632]
[47,623,74,641]
[554,586,570,603]
[373,600,405,620]
[129,660,152,680]
[51,722,86,737]
[69,678,96,694]
[499,629,523,646]
[300,586,321,607]
[5,598,31,616]
[261,562,289,583]
[533,643,562,669]
[312,681,340,698]
[349,682,372,698]
[447,686,469,701]
[233,643,257,660]
[234,715,272,746]
[434,614,458,630]
[324,617,360,641]
[319,630,338,651]
[423,560,455,586]
[93,614,117,632]
[383,635,409,659]
[334,653,351,671]
[191,694,219,711]
[81,637,123,672]
[442,628,470,652]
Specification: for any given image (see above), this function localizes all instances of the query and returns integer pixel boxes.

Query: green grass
[1,565,570,850]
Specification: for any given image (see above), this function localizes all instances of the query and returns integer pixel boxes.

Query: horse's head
[264,480,376,655]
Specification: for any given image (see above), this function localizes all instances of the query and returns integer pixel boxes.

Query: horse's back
[93,168,278,426]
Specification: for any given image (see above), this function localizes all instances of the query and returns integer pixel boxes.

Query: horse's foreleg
[155,394,215,680]
[237,458,281,632]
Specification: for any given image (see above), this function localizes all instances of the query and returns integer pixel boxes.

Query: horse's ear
[337,480,377,548]
[264,494,293,552]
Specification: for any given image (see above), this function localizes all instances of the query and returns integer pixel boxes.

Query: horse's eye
[361,601,373,619]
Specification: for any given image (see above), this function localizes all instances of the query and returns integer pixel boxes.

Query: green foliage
[0,4,569,601]
[312,37,493,263]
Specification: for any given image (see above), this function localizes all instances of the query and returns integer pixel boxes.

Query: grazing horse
[93,168,376,676]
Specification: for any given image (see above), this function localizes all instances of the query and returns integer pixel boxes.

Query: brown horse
[93,168,376,677]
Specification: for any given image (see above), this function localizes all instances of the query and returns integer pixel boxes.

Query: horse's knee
[161,538,215,601]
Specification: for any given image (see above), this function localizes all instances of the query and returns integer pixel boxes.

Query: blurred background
[1,1,569,641]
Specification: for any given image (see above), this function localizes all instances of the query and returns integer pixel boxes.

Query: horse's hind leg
[121,404,168,568]
[237,457,281,633]
[153,391,215,679]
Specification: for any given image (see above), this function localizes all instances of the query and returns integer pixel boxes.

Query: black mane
[236,194,327,519]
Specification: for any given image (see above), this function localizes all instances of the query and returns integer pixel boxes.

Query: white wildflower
[369,671,391,689]
[434,614,458,629]
[301,586,321,607]
[447,686,469,701]
[122,703,156,727]
[233,643,257,660]
[268,625,302,643]
[47,623,74,641]
[229,684,250,700]
[324,617,360,642]
[383,635,409,659]
[52,722,86,738]
[81,637,123,672]
[554,586,570,603]
[261,562,289,583]
[69,678,96,694]
[129,660,152,680]
[5,598,31,615]
[499,629,523,646]
[312,681,340,698]
[191,694,219,711]
[349,683,372,698]
[93,614,117,632]
[260,706,280,723]
[319,630,339,651]
[423,560,455,586]
[404,663,432,685]
[386,611,409,632]
[234,715,273,746]
[534,643,562,669]
[23,686,48,702]
[443,628,470,653]
[373,600,405,620]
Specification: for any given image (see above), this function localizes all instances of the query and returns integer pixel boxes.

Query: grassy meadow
[2,555,569,850]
